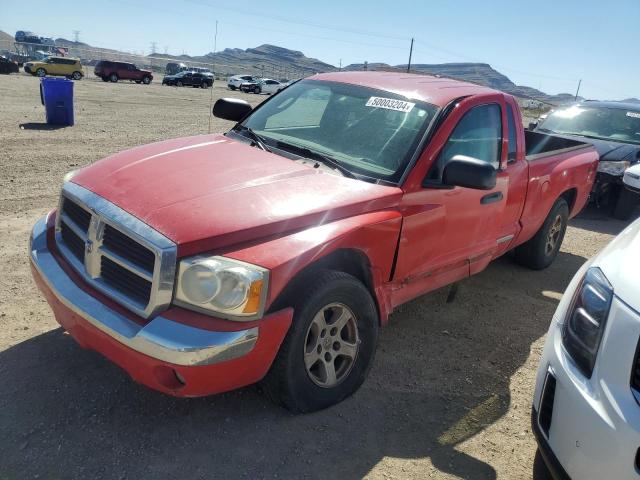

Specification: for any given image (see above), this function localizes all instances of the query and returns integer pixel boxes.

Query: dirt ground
[0,73,635,480]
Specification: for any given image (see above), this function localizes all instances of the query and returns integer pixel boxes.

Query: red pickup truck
[30,72,598,412]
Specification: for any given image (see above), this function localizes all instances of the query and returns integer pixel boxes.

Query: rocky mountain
[344,62,577,104]
[0,29,582,103]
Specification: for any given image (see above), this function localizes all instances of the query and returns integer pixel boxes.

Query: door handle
[480,192,503,204]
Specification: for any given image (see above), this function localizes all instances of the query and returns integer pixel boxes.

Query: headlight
[174,256,268,320]
[597,160,630,176]
[562,267,613,378]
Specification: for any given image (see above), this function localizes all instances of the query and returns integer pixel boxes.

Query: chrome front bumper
[30,214,259,366]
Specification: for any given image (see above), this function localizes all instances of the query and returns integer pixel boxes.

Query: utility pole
[339,58,342,71]
[150,42,157,55]
[73,30,80,43]
[407,37,414,73]
[574,79,582,100]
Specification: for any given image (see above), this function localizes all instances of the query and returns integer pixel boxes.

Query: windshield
[540,105,640,145]
[241,79,438,181]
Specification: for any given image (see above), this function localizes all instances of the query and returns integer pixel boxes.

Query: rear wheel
[71,71,82,80]
[515,198,569,270]
[262,270,378,413]
[254,86,261,94]
[101,76,109,82]
[109,73,118,82]
[36,68,46,77]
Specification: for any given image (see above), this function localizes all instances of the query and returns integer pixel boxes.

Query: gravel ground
[0,72,635,480]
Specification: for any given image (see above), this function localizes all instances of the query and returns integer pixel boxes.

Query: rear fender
[225,211,402,325]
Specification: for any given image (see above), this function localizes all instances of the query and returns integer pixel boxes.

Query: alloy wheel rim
[303,302,359,388]
[546,214,563,255]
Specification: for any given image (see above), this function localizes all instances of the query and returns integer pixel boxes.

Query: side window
[438,103,502,173]
[506,104,518,162]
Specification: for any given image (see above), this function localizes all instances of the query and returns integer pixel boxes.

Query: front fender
[225,211,403,324]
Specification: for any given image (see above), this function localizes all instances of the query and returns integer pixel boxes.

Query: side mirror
[528,121,538,130]
[442,155,497,190]
[213,98,253,122]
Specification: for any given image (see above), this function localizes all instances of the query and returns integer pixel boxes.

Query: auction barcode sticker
[366,96,415,113]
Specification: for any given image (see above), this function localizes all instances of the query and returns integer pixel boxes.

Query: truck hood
[72,134,402,256]
[593,217,640,314]
[552,133,640,163]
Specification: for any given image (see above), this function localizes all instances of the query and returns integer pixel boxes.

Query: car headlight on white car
[174,256,269,320]
[597,160,630,176]
[562,267,613,378]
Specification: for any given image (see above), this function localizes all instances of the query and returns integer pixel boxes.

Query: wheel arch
[559,187,577,215]
[269,248,378,318]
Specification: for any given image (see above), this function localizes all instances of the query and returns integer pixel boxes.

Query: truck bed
[525,130,593,161]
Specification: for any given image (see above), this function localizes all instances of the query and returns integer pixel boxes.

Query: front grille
[54,183,176,319]
[61,197,91,232]
[103,224,155,273]
[538,371,557,437]
[101,256,152,305]
[59,221,85,261]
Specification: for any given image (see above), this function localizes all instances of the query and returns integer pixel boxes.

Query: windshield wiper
[273,140,357,179]
[235,125,271,152]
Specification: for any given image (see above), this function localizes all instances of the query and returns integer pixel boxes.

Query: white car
[532,213,640,478]
[252,78,285,95]
[227,74,257,90]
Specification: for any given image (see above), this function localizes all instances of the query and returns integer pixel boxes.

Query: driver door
[392,95,508,306]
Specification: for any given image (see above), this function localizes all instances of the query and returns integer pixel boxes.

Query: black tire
[71,71,82,80]
[36,68,46,77]
[262,270,379,413]
[176,81,183,87]
[109,73,118,83]
[254,86,261,94]
[135,80,141,84]
[613,186,637,220]
[515,198,569,270]
[229,85,236,90]
[142,76,151,85]
[101,76,109,82]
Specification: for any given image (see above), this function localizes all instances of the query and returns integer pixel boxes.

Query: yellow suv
[24,57,83,80]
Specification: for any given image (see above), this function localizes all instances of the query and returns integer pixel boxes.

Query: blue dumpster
[40,77,74,126]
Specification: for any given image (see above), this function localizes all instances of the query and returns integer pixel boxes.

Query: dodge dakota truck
[30,72,599,412]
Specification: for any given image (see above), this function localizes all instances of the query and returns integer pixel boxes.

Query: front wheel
[176,81,183,87]
[515,198,569,270]
[262,270,379,413]
[229,85,236,90]
[71,71,82,80]
[36,68,46,77]
[142,76,151,85]
[101,76,109,82]
[254,86,261,94]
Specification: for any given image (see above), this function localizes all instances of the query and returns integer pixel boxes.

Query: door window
[430,104,502,180]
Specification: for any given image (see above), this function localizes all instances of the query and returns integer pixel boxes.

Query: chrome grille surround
[55,182,177,319]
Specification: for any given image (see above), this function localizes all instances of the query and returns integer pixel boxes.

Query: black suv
[162,71,212,88]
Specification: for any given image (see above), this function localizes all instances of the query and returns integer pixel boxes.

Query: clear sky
[1,0,637,100]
